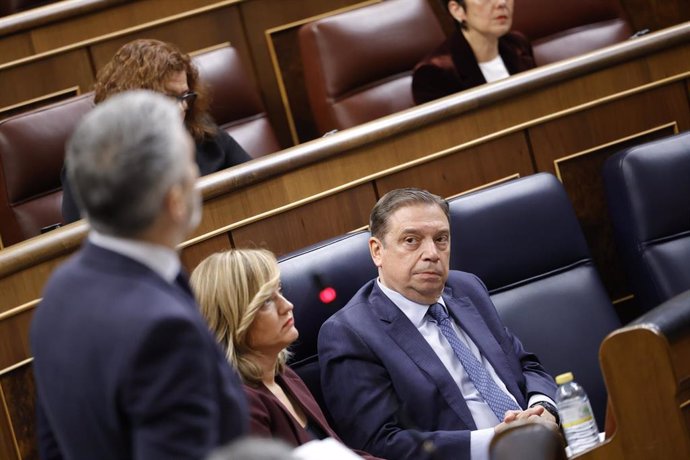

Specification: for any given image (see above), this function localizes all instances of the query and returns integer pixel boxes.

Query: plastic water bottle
[555,372,600,455]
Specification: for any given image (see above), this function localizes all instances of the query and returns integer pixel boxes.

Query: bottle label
[560,403,599,452]
[560,403,594,428]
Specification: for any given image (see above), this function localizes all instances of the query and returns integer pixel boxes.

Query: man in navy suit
[31,91,247,459]
[318,188,559,460]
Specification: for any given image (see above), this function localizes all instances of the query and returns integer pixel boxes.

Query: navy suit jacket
[412,31,535,105]
[31,242,248,460]
[318,271,556,460]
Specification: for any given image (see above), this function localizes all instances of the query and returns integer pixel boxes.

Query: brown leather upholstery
[0,94,93,246]
[513,0,633,65]
[0,45,275,247]
[490,423,566,460]
[193,45,280,158]
[298,0,445,135]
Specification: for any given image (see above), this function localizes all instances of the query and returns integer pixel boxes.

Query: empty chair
[447,173,620,429]
[490,422,566,460]
[278,231,376,407]
[513,0,633,65]
[193,45,280,158]
[603,131,690,313]
[298,0,445,134]
[0,93,93,246]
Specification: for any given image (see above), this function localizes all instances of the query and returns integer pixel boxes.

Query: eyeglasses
[170,91,197,106]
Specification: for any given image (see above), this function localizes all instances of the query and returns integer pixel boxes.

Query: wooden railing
[0,21,690,460]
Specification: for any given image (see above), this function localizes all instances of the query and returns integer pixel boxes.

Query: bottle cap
[555,372,574,385]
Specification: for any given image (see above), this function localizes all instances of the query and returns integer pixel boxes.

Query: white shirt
[478,54,510,83]
[377,280,554,460]
[89,231,180,284]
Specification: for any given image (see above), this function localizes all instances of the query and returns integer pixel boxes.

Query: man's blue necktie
[427,303,520,421]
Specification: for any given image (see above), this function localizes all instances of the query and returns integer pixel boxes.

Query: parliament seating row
[278,170,690,457]
[298,0,634,136]
[279,173,619,429]
[0,44,279,247]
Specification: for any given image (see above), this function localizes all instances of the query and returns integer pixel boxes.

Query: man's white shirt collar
[89,231,180,284]
[376,278,446,326]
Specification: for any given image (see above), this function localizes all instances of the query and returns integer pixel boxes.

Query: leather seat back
[278,231,376,407]
[298,0,445,134]
[0,94,93,246]
[513,0,633,65]
[193,45,280,158]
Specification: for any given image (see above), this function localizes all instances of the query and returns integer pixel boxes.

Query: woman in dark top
[191,249,384,459]
[412,0,535,105]
[61,39,251,223]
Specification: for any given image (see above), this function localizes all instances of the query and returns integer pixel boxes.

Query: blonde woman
[191,249,383,459]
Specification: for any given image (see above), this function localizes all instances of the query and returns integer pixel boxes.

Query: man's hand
[494,406,559,434]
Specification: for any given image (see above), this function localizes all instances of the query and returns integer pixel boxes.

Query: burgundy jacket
[244,367,384,459]
[412,30,535,105]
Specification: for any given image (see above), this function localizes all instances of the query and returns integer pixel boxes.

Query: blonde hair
[190,249,290,384]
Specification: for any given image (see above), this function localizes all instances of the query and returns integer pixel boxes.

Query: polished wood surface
[0,19,690,460]
[575,292,690,459]
[619,0,690,32]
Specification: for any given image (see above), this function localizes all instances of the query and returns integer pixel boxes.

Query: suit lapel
[449,32,486,88]
[370,285,477,429]
[444,290,526,407]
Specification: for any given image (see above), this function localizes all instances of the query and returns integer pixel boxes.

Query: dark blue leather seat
[603,131,690,313]
[448,173,620,428]
[278,230,376,408]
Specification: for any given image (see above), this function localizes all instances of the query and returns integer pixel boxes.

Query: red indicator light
[319,287,337,304]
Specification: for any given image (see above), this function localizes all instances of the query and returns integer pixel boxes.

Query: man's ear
[165,183,186,224]
[369,236,384,268]
[448,1,467,23]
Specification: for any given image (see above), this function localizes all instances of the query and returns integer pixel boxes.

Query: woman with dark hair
[61,39,251,223]
[412,0,535,105]
[191,249,384,459]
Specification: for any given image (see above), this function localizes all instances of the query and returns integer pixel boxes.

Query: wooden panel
[0,32,33,65]
[376,132,534,198]
[267,23,317,143]
[0,49,93,109]
[555,123,677,301]
[530,85,690,171]
[231,184,376,256]
[0,384,19,460]
[0,364,36,460]
[180,232,232,273]
[238,0,366,147]
[529,83,690,300]
[29,0,225,52]
[88,4,249,73]
[0,255,65,314]
[0,309,33,371]
[0,87,80,121]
